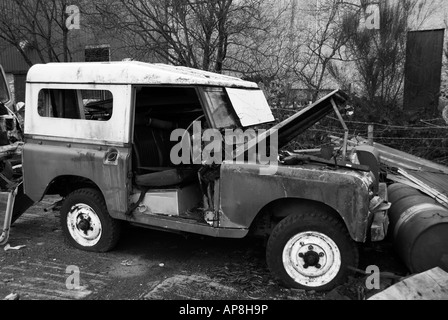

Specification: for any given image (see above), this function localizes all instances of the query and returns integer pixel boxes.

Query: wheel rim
[66,203,102,247]
[282,231,341,288]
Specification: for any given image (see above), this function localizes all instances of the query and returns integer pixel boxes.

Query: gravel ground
[0,197,408,301]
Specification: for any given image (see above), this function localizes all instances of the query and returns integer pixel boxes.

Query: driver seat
[133,119,197,188]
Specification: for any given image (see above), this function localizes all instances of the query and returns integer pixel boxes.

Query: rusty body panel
[233,89,348,161]
[219,162,374,242]
[129,213,248,238]
[274,90,348,149]
[23,139,131,218]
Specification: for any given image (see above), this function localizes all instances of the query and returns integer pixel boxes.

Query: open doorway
[130,86,208,222]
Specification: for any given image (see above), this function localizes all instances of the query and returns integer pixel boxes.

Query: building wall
[410,0,448,112]
[0,1,164,108]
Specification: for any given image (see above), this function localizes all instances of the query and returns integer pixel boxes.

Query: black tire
[266,210,358,292]
[60,188,122,252]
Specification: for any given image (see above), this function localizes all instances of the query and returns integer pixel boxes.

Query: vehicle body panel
[24,83,132,145]
[27,62,259,89]
[129,214,248,239]
[232,89,349,160]
[219,162,374,242]
[22,139,131,217]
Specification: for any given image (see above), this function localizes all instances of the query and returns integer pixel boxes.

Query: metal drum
[388,183,448,273]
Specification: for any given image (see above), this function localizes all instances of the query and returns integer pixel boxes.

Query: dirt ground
[0,196,409,301]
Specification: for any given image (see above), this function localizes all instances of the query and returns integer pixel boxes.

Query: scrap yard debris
[3,293,19,300]
[369,267,448,300]
[3,244,26,252]
[331,135,448,209]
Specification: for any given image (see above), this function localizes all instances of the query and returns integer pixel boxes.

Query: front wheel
[266,211,358,291]
[60,188,122,252]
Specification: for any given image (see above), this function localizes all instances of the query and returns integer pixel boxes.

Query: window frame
[38,88,114,122]
[26,83,132,146]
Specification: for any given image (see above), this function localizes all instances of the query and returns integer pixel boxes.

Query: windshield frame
[197,87,241,130]
[198,86,274,130]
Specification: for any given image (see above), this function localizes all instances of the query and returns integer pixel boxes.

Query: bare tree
[94,0,278,73]
[224,1,293,78]
[332,0,435,113]
[285,0,351,101]
[0,0,84,66]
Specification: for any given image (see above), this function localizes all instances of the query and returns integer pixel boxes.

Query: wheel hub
[282,232,342,288]
[300,250,321,269]
[67,204,102,247]
[77,217,92,234]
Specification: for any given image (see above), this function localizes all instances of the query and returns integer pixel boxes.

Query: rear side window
[38,89,113,121]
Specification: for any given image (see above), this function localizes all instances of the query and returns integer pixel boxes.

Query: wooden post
[368,125,374,146]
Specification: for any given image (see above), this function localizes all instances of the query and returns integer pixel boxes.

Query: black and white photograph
[0,0,447,306]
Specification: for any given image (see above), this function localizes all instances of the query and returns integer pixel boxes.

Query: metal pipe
[331,99,349,160]
[0,187,18,246]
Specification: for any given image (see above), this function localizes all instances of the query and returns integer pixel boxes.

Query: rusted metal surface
[129,214,248,239]
[389,184,448,274]
[370,183,390,242]
[233,90,348,160]
[22,61,376,248]
[27,62,259,89]
[398,169,448,208]
[22,140,131,218]
[335,135,448,207]
[336,136,448,175]
[274,90,348,149]
[219,162,374,242]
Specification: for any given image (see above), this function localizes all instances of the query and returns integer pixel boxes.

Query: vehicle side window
[201,87,239,129]
[38,89,113,121]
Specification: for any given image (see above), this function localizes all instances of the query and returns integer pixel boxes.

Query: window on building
[85,45,110,62]
[38,89,113,121]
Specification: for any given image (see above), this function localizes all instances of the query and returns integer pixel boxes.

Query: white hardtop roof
[27,61,259,89]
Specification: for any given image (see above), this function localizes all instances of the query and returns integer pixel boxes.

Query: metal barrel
[388,183,448,273]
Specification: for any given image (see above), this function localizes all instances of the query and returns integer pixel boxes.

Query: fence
[271,108,448,166]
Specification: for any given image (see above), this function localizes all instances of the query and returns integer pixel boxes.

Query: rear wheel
[60,188,121,252]
[266,210,358,291]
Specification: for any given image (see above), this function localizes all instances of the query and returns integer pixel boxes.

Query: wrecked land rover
[0,62,389,291]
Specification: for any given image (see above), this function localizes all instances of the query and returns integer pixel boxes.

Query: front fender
[219,162,374,242]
